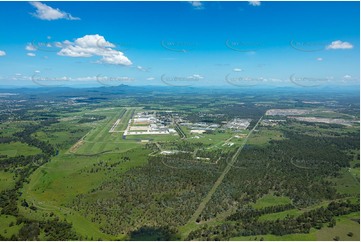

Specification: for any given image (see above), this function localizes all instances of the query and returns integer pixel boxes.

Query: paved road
[185,115,264,226]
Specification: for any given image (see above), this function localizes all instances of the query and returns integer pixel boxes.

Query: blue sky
[0,1,359,88]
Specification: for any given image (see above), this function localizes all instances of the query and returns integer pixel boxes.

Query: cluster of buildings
[177,118,252,134]
[125,110,255,137]
[125,111,176,135]
[179,122,220,134]
[223,118,251,130]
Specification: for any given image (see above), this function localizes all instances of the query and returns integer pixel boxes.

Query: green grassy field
[230,230,317,241]
[329,168,360,197]
[19,147,150,240]
[0,121,26,137]
[316,212,360,241]
[252,194,292,209]
[72,107,183,156]
[74,108,143,155]
[17,107,154,239]
[0,142,41,158]
[247,128,284,146]
[0,214,22,238]
[0,171,15,192]
[182,127,249,149]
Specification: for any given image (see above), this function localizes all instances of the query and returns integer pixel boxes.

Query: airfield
[0,96,358,241]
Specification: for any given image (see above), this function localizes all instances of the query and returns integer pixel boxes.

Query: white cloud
[233,68,243,72]
[26,43,37,51]
[249,1,261,6]
[342,75,357,82]
[0,74,32,81]
[188,1,204,10]
[146,77,155,81]
[326,40,353,50]
[316,57,323,61]
[188,74,204,79]
[57,34,132,66]
[27,53,36,57]
[54,42,63,48]
[136,66,150,72]
[29,2,80,21]
[34,70,41,73]
[0,50,6,56]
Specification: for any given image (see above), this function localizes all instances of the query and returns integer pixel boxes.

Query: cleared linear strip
[186,115,264,226]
